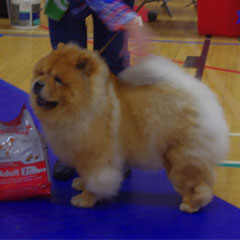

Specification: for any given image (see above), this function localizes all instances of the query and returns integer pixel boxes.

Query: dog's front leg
[71,189,98,208]
[71,177,98,208]
[72,177,84,191]
[71,164,123,208]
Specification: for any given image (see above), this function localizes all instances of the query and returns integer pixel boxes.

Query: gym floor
[0,0,240,238]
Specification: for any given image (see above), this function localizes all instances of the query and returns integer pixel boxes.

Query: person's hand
[120,16,154,66]
[125,17,143,29]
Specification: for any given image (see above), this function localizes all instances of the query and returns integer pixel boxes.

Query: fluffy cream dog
[31,43,229,212]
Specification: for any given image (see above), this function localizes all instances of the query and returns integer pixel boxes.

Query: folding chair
[185,0,197,9]
[136,0,173,17]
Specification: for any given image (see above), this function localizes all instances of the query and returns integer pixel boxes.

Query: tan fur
[31,44,228,212]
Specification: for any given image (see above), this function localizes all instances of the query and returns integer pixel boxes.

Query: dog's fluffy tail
[119,55,183,86]
[119,55,229,166]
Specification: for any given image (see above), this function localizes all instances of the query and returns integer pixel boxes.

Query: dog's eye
[55,76,63,84]
[76,62,86,70]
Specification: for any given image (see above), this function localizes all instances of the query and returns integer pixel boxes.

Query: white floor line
[220,160,240,164]
[229,133,240,136]
[0,28,47,34]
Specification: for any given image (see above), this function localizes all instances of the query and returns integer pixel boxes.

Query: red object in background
[198,0,240,37]
[134,5,148,22]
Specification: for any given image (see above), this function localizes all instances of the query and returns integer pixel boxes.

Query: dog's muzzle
[32,80,45,95]
[32,80,58,109]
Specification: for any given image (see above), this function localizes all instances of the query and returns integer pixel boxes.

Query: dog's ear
[57,43,65,49]
[76,53,97,76]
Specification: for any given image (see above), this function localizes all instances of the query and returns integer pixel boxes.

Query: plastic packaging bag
[0,105,51,200]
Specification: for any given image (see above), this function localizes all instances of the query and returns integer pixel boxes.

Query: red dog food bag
[0,105,51,200]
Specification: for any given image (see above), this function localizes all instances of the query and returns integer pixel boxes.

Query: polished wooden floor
[1,0,240,208]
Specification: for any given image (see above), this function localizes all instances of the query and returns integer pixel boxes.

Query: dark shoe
[53,159,75,180]
[124,169,131,178]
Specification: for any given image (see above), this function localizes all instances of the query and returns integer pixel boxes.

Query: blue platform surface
[1,78,240,239]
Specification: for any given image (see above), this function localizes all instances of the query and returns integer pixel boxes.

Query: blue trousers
[48,0,134,75]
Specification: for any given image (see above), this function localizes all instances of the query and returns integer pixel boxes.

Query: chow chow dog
[31,43,229,213]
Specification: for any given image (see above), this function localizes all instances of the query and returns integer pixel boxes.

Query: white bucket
[8,0,41,29]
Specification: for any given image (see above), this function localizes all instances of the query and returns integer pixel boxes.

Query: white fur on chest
[43,114,92,164]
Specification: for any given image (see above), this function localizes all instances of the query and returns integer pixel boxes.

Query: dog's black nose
[33,80,45,95]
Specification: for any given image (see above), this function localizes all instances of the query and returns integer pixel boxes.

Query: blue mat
[0,79,240,239]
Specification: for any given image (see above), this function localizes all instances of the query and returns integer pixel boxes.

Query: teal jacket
[44,0,136,31]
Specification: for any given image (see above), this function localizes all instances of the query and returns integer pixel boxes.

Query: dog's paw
[179,202,199,213]
[180,183,213,213]
[72,178,84,191]
[71,192,98,208]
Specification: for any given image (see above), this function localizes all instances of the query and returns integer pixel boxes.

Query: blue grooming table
[0,78,240,239]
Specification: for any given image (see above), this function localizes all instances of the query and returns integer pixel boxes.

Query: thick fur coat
[31,44,229,212]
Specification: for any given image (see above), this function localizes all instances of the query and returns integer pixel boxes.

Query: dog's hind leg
[163,146,215,213]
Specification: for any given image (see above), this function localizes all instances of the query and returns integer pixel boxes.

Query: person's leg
[92,0,134,75]
[48,10,87,49]
[48,11,88,179]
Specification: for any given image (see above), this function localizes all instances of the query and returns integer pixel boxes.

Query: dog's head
[31,43,108,119]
